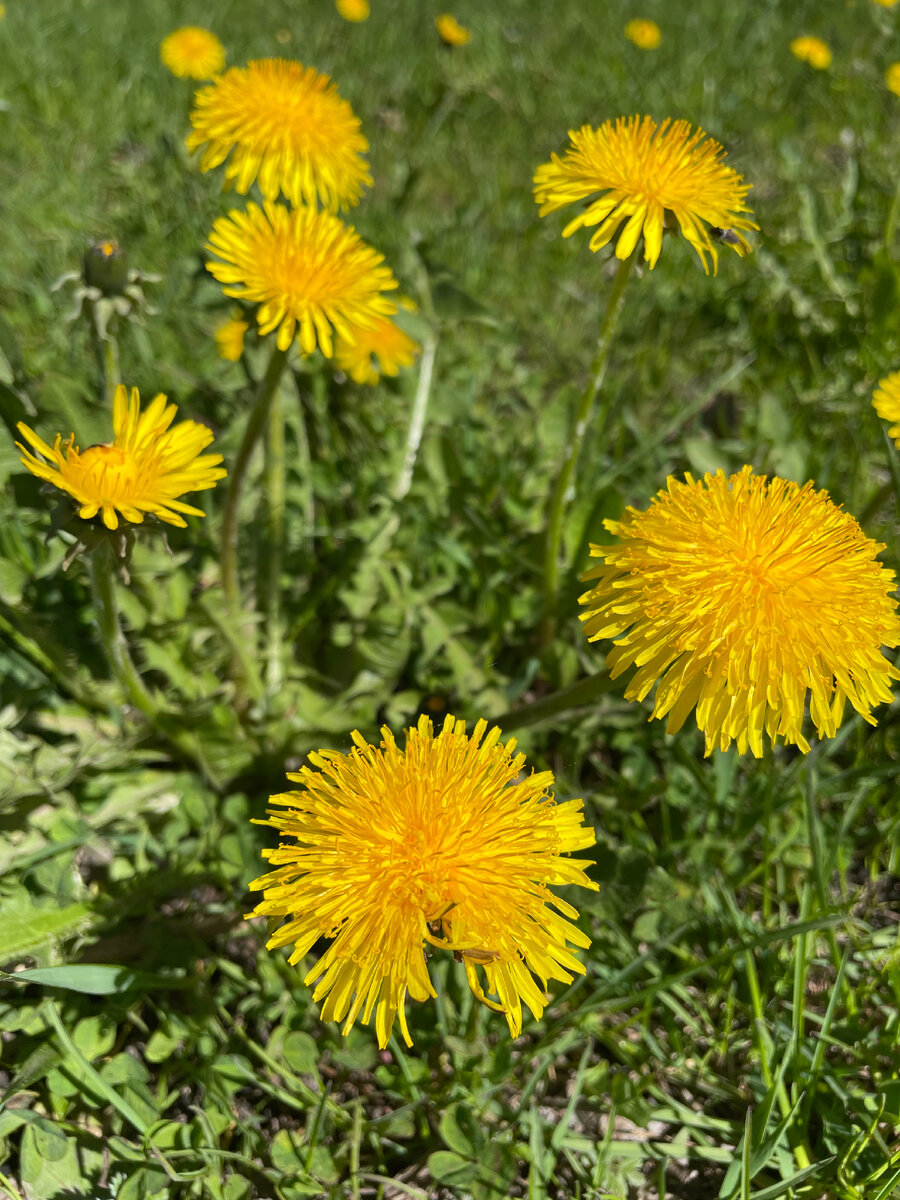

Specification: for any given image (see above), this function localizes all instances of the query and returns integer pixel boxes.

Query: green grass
[3,1,900,1198]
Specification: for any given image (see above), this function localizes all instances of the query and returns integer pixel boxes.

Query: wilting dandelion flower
[16,386,226,531]
[160,27,225,80]
[336,0,370,20]
[886,63,900,96]
[187,59,372,211]
[580,467,900,757]
[205,201,398,356]
[625,18,661,49]
[247,714,597,1047]
[790,36,832,69]
[436,13,471,45]
[334,317,419,384]
[873,371,900,442]
[215,316,249,362]
[534,115,756,274]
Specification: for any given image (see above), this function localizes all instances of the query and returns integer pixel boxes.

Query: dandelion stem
[540,252,634,651]
[88,540,158,722]
[87,299,120,409]
[393,332,438,501]
[220,343,290,621]
[264,386,286,696]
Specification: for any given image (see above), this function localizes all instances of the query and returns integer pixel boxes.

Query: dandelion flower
[790,36,832,69]
[436,13,471,45]
[187,59,372,211]
[334,317,419,384]
[625,18,661,49]
[160,27,225,81]
[873,370,900,442]
[580,467,900,757]
[205,201,398,357]
[16,386,226,532]
[247,714,597,1048]
[534,115,756,274]
[215,315,249,362]
[886,63,900,96]
[337,0,370,21]
[874,0,899,8]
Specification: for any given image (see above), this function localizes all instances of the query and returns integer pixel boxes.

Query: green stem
[88,541,158,721]
[264,387,285,696]
[220,344,289,621]
[393,332,438,500]
[885,172,900,260]
[539,252,635,650]
[86,299,120,408]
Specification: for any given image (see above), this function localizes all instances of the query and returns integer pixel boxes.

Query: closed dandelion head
[334,316,420,385]
[534,115,757,274]
[873,371,900,442]
[247,714,597,1048]
[625,18,661,49]
[436,13,471,45]
[336,0,370,21]
[580,467,900,757]
[205,201,398,357]
[790,36,832,69]
[16,385,226,532]
[187,59,372,211]
[160,27,225,81]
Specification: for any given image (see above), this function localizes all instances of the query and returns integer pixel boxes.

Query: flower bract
[247,714,597,1047]
[436,13,471,45]
[533,115,756,274]
[160,27,225,80]
[187,58,372,211]
[16,386,226,531]
[625,18,661,49]
[579,467,900,757]
[334,317,420,384]
[789,36,832,69]
[205,201,398,356]
[873,371,900,443]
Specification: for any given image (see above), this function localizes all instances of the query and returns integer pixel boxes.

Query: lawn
[2,1,900,1198]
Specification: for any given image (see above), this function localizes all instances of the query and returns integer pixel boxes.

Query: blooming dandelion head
[205,201,398,357]
[790,36,832,69]
[625,18,661,49]
[160,27,226,80]
[873,371,900,443]
[187,59,372,211]
[215,315,249,362]
[334,316,420,385]
[16,386,226,532]
[436,13,471,45]
[247,714,597,1048]
[336,0,370,21]
[886,63,900,97]
[533,115,757,274]
[579,467,900,757]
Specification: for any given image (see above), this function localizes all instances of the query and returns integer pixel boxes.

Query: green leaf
[439,1102,479,1157]
[0,896,93,963]
[281,1031,320,1075]
[0,963,185,995]
[428,1150,477,1186]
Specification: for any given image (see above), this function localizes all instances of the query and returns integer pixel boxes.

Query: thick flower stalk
[534,115,756,274]
[187,58,372,211]
[16,385,225,531]
[248,714,597,1047]
[580,467,900,756]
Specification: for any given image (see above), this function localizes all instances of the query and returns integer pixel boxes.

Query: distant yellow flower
[160,27,225,81]
[625,18,661,49]
[334,317,419,384]
[436,13,471,45]
[789,36,832,69]
[215,316,249,362]
[886,63,900,96]
[580,467,900,757]
[187,59,372,211]
[534,115,756,274]
[337,0,370,20]
[874,0,899,7]
[205,201,398,357]
[247,714,597,1047]
[0,5,7,19]
[16,386,225,532]
[873,370,900,441]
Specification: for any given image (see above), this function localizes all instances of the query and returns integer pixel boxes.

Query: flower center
[76,443,141,502]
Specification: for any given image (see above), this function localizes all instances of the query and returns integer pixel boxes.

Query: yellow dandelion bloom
[534,115,756,275]
[337,0,370,20]
[205,201,398,357]
[16,386,226,532]
[248,714,597,1048]
[873,370,900,441]
[625,18,661,49]
[160,27,226,81]
[215,316,249,362]
[874,0,899,8]
[187,59,372,212]
[789,36,832,69]
[580,467,900,758]
[436,13,471,45]
[334,317,420,385]
[886,63,900,96]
